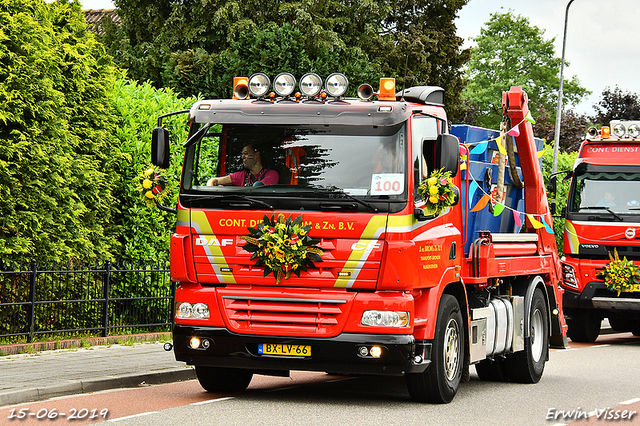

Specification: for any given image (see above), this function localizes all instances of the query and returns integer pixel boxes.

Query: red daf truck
[152,74,566,403]
[551,121,640,342]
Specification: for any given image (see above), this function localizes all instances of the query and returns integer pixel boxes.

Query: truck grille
[220,295,351,336]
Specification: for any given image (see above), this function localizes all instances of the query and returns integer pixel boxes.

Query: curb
[0,332,172,356]
[0,367,196,407]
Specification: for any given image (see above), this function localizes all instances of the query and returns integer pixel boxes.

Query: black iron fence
[0,260,175,343]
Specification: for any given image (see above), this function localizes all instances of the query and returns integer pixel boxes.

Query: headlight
[248,73,271,97]
[561,264,578,289]
[176,302,210,319]
[628,124,640,138]
[325,73,349,97]
[361,310,410,327]
[274,72,296,97]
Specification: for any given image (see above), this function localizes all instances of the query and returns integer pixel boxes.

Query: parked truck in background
[152,73,567,403]
[550,121,640,342]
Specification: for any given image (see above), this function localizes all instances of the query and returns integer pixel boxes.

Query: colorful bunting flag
[540,216,554,234]
[507,125,520,137]
[493,203,505,217]
[468,181,479,208]
[470,141,488,155]
[513,210,523,227]
[525,111,536,124]
[537,148,546,159]
[496,135,507,155]
[471,194,490,212]
[527,214,545,229]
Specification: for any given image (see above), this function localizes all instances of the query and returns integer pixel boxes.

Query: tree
[101,0,470,119]
[107,80,196,262]
[0,0,122,262]
[533,106,589,153]
[462,10,589,129]
[592,86,640,125]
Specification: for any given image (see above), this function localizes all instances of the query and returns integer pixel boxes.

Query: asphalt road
[2,333,640,426]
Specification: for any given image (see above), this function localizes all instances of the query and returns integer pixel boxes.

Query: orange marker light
[233,77,249,99]
[378,78,396,101]
[601,126,610,139]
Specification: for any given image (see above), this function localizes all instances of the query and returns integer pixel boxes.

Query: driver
[207,143,279,187]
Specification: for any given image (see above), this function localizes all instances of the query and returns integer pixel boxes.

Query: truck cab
[557,121,640,342]
[153,73,566,403]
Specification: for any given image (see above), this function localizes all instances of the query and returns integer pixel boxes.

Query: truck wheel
[567,310,601,343]
[475,358,508,382]
[504,288,548,383]
[195,366,253,392]
[406,294,463,403]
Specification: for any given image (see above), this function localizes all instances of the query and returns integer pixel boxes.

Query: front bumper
[564,283,640,311]
[173,325,430,376]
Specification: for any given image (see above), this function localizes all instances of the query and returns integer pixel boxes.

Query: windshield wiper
[579,206,623,221]
[304,186,379,213]
[183,193,274,209]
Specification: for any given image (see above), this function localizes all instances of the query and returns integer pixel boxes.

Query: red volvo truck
[152,74,566,403]
[551,121,640,342]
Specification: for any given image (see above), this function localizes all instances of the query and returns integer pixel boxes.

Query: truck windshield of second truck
[571,172,640,217]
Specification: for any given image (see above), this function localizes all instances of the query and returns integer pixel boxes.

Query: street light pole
[552,0,576,175]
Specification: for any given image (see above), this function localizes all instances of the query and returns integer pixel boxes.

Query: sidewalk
[0,342,195,407]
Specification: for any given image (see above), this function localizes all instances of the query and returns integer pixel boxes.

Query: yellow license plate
[258,343,311,356]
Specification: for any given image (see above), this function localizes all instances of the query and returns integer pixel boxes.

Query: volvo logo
[581,244,600,249]
[625,228,637,240]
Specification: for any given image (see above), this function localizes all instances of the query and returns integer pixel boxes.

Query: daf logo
[626,228,637,240]
[195,237,234,247]
[351,241,382,251]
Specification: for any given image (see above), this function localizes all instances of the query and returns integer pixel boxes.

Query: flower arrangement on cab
[417,168,457,217]
[596,248,640,296]
[139,165,170,208]
[240,214,323,284]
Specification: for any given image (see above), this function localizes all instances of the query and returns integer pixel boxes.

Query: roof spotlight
[248,73,271,98]
[613,123,626,138]
[274,72,296,97]
[299,73,322,97]
[325,73,349,98]
[628,124,640,138]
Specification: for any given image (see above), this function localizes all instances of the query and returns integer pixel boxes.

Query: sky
[80,0,639,116]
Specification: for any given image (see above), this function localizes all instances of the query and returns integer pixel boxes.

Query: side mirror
[547,175,557,194]
[435,134,460,177]
[152,127,170,169]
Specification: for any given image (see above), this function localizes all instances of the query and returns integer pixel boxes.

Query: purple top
[229,169,279,186]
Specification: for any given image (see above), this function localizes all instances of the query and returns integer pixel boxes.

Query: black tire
[195,366,253,393]
[607,317,629,332]
[567,310,601,343]
[504,288,548,383]
[475,357,508,382]
[406,294,464,403]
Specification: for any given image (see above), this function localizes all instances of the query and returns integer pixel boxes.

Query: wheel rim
[444,317,460,381]
[531,308,544,363]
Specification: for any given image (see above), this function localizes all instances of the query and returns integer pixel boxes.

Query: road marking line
[621,397,640,405]
[265,385,299,393]
[191,396,235,405]
[107,411,157,422]
[326,377,357,383]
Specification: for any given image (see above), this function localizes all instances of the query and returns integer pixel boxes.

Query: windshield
[181,123,408,210]
[569,171,640,215]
